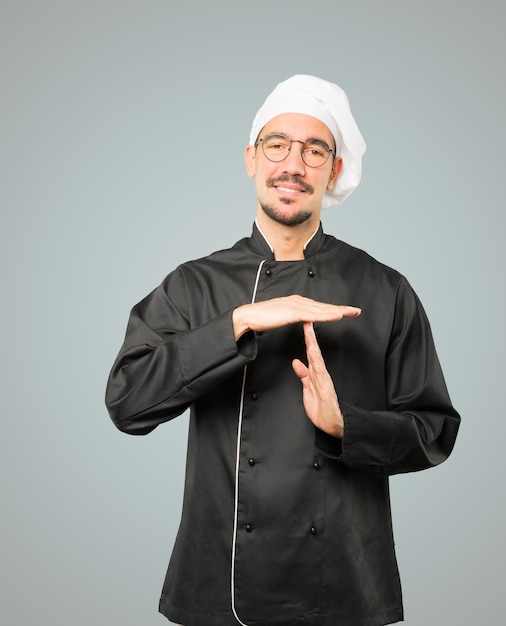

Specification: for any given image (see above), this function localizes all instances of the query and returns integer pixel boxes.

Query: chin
[260,202,313,227]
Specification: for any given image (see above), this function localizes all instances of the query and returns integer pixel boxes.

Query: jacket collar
[249,221,326,260]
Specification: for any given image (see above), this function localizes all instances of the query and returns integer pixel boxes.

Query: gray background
[1,1,504,624]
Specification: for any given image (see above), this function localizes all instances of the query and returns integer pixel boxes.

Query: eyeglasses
[256,133,335,168]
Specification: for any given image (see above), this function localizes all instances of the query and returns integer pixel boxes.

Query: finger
[340,305,362,318]
[303,303,361,324]
[303,325,337,396]
[303,322,325,366]
[292,358,309,381]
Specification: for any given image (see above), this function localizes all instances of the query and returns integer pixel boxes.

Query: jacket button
[310,526,317,535]
[245,524,253,532]
[248,458,256,466]
[313,459,320,470]
[251,393,257,401]
[265,269,272,277]
[308,269,315,278]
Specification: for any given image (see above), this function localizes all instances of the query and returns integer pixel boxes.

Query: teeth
[277,186,300,193]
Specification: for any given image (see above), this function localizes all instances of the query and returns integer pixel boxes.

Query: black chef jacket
[106,223,460,626]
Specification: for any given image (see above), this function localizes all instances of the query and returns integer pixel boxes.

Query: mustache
[266,175,314,194]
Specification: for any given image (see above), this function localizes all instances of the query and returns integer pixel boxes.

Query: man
[106,74,460,626]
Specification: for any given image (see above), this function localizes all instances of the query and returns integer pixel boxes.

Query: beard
[260,201,313,226]
[260,174,314,226]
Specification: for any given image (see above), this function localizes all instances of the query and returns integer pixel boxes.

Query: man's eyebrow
[266,132,332,147]
[306,137,332,147]
[303,137,335,153]
[263,132,289,138]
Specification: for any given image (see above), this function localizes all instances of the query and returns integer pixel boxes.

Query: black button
[313,459,320,470]
[308,269,315,278]
[265,269,272,277]
[245,524,253,532]
[248,458,256,466]
[310,526,317,535]
[251,393,257,401]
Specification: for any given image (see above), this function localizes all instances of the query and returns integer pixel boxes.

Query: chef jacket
[106,223,460,626]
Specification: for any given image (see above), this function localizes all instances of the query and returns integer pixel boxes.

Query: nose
[282,141,306,176]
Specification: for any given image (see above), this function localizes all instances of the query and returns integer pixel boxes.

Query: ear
[327,157,343,190]
[244,145,257,178]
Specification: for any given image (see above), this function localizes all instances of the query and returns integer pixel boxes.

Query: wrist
[232,305,250,341]
[328,406,344,439]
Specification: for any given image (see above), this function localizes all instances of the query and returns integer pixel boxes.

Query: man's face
[245,113,343,227]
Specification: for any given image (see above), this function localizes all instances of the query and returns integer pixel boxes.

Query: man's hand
[232,295,361,340]
[292,321,346,439]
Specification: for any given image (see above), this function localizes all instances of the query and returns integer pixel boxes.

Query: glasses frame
[255,133,336,168]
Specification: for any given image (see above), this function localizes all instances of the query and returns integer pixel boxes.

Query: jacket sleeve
[105,267,257,435]
[316,277,460,476]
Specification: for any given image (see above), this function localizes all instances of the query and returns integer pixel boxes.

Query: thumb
[292,358,309,380]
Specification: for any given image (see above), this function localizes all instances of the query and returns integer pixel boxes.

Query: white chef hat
[249,74,366,208]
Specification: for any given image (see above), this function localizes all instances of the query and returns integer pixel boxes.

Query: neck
[255,211,320,260]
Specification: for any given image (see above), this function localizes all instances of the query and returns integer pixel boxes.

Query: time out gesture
[233,295,361,439]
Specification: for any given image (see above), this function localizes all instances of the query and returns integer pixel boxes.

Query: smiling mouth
[267,176,314,195]
[275,185,304,194]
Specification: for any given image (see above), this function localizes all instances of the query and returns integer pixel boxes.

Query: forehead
[261,112,334,144]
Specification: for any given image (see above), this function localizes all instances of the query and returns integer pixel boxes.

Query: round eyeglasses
[256,133,336,168]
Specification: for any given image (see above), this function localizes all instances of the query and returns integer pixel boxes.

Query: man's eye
[306,147,326,158]
[266,141,289,151]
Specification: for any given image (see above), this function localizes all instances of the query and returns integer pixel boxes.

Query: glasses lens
[302,141,331,167]
[262,135,291,161]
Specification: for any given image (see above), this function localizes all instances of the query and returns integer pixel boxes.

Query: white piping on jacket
[254,216,319,254]
[303,224,320,251]
[254,218,273,253]
[230,259,266,626]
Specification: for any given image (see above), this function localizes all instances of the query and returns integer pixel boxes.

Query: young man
[106,74,460,626]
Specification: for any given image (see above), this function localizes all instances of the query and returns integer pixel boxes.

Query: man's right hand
[232,295,361,340]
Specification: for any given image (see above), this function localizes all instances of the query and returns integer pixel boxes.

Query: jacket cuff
[315,427,343,459]
[177,310,257,385]
[339,401,393,471]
